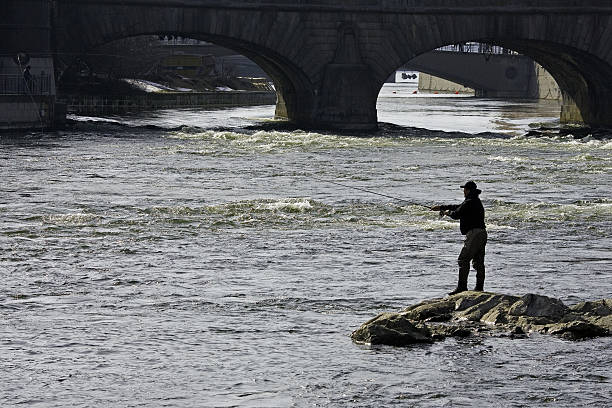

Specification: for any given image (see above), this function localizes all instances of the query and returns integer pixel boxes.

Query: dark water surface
[1,84,611,407]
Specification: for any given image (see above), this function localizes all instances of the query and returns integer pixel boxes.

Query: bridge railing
[0,74,52,95]
[436,43,518,55]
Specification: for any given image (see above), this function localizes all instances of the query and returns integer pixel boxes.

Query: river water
[1,83,611,407]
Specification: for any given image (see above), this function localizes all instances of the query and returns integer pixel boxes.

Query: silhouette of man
[23,65,33,91]
[431,181,488,295]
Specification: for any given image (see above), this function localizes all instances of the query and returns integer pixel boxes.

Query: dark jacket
[441,190,486,235]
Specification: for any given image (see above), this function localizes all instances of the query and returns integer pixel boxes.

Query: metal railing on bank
[60,91,278,115]
[0,75,52,95]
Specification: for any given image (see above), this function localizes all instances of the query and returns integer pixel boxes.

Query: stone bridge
[4,0,612,129]
[404,51,541,99]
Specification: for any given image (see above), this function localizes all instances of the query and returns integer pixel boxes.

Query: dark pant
[457,228,488,289]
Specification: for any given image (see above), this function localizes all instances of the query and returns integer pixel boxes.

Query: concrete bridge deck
[3,0,612,129]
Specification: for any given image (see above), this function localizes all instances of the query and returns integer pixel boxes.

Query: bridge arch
[53,5,320,126]
[499,39,612,125]
[382,39,612,124]
[370,15,612,128]
[60,33,311,121]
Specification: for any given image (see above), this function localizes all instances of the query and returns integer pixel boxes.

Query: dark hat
[460,181,478,190]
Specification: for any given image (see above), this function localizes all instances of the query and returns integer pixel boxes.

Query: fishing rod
[314,177,433,210]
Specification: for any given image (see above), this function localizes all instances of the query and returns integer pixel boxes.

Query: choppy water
[1,84,611,407]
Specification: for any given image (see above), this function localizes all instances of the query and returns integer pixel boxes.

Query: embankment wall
[417,74,474,94]
[0,95,55,131]
[62,91,277,115]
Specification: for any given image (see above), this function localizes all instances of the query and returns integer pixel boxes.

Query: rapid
[1,83,611,407]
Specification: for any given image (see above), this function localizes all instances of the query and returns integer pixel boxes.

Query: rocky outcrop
[351,292,612,346]
[351,313,433,346]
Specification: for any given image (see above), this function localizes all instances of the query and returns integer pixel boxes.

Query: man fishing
[431,181,487,295]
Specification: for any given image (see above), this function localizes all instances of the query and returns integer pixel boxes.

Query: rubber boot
[474,270,485,291]
[448,268,469,296]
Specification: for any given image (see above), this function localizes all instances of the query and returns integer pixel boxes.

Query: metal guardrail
[0,74,52,95]
[436,43,518,55]
[60,91,277,114]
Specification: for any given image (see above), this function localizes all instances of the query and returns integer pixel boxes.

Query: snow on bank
[121,79,193,93]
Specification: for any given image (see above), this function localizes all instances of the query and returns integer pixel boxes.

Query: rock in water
[569,299,612,316]
[351,313,433,346]
[546,321,608,340]
[351,292,612,346]
[507,294,568,319]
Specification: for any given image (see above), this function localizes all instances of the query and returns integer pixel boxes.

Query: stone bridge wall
[3,0,612,129]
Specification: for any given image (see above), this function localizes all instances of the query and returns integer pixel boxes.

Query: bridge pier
[560,92,584,124]
[274,63,378,131]
[314,62,378,130]
[296,23,379,130]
